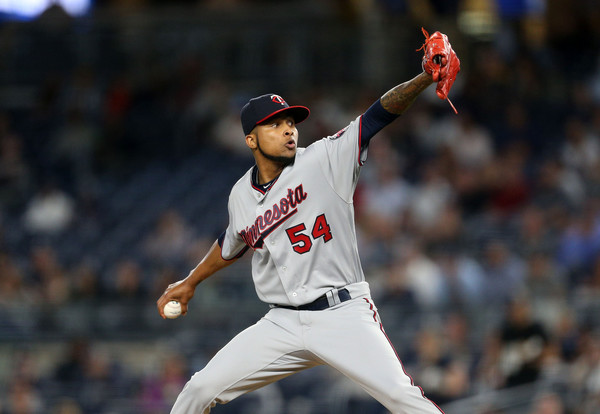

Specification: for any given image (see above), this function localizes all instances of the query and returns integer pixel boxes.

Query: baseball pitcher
[157,28,460,414]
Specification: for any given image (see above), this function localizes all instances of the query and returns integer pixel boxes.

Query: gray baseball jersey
[170,99,444,414]
[220,115,369,307]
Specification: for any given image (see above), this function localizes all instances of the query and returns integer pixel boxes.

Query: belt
[271,288,351,311]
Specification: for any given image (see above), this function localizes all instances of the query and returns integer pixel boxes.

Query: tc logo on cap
[240,93,310,136]
[271,95,286,105]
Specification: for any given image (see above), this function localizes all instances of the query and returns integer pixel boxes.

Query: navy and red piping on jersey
[251,165,279,194]
[218,231,249,260]
[363,298,446,414]
[358,100,400,164]
[357,116,364,166]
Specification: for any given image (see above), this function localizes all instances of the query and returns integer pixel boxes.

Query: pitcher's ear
[245,132,257,150]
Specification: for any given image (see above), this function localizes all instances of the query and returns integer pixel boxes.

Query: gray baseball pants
[169,295,444,414]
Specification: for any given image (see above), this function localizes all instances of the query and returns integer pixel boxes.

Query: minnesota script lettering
[240,184,308,249]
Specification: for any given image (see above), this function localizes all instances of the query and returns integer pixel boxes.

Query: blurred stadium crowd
[1,0,600,413]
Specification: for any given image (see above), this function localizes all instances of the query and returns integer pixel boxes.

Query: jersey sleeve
[218,194,250,261]
[218,230,248,260]
[320,100,399,202]
[320,115,364,202]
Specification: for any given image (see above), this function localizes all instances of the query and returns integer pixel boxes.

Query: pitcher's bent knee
[170,372,222,414]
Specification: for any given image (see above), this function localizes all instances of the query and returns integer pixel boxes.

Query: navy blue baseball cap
[241,93,310,136]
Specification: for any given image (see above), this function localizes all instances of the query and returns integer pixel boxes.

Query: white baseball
[164,300,182,319]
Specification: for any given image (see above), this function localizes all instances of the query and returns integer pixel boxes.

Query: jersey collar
[251,165,279,195]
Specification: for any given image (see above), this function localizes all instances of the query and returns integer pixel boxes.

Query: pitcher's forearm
[184,240,236,287]
[380,72,433,115]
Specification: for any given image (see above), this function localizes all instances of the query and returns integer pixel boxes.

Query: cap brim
[255,105,310,127]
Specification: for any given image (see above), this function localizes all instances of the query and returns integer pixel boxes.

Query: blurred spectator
[462,45,512,125]
[407,327,471,405]
[443,312,474,367]
[51,339,133,412]
[390,241,445,309]
[572,256,600,337]
[358,135,412,243]
[76,347,131,413]
[304,90,354,145]
[69,261,103,301]
[97,73,133,170]
[375,259,418,311]
[533,159,583,210]
[438,359,471,405]
[480,240,526,305]
[50,398,83,414]
[586,163,600,204]
[142,209,196,266]
[11,350,41,389]
[436,314,475,403]
[555,201,600,283]
[569,333,600,414]
[406,328,448,401]
[495,298,549,389]
[514,204,556,257]
[418,202,463,251]
[212,99,250,156]
[496,101,539,153]
[441,110,494,171]
[488,143,531,216]
[451,162,492,217]
[22,181,75,235]
[521,252,568,330]
[407,161,455,238]
[0,252,34,306]
[552,310,582,365]
[436,248,486,309]
[111,259,145,299]
[528,392,565,414]
[103,73,132,126]
[29,245,70,305]
[53,339,90,387]
[137,353,189,413]
[184,80,234,151]
[52,107,99,188]
[0,114,31,211]
[6,378,44,414]
[560,115,600,176]
[60,65,102,122]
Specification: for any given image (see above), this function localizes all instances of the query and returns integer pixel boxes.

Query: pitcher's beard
[256,137,296,167]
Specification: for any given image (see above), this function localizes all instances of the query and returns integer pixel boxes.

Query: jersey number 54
[285,214,333,254]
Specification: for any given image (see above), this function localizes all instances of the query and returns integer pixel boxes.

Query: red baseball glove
[418,28,460,113]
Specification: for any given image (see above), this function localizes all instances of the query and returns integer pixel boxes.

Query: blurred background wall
[1,0,600,413]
